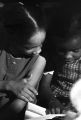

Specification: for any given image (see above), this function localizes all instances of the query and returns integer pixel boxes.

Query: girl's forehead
[24,30,45,49]
[31,30,46,43]
[59,37,81,51]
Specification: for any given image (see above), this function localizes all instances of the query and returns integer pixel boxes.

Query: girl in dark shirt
[45,2,81,114]
[0,2,46,120]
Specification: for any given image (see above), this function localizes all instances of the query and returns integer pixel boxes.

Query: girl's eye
[73,49,79,53]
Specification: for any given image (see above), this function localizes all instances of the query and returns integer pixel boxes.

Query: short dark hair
[46,2,81,48]
[0,2,45,49]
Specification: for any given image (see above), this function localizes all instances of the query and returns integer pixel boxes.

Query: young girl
[0,2,46,120]
[44,2,81,114]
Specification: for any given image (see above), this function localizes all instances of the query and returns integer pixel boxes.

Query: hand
[6,79,38,103]
[48,98,64,114]
[64,110,77,120]
[18,83,38,103]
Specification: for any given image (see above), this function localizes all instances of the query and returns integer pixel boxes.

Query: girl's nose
[65,51,73,59]
[33,47,41,54]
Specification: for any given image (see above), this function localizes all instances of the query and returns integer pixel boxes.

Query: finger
[51,108,55,114]
[34,97,37,104]
[20,91,35,102]
[47,109,51,114]
[25,85,38,95]
[66,111,77,118]
[62,109,66,114]
[46,109,49,114]
[22,88,36,100]
[18,94,29,102]
[19,93,34,102]
[56,107,60,114]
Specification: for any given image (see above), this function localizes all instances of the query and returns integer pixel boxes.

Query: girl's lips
[65,59,74,63]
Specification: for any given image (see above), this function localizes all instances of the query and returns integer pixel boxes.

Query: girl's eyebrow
[25,44,42,50]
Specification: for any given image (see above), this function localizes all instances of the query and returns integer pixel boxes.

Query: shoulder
[34,55,46,68]
[37,55,46,63]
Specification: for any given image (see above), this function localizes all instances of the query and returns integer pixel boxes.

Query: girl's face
[11,30,45,57]
[24,30,46,55]
[58,37,81,62]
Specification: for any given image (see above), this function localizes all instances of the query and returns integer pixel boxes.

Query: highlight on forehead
[31,30,46,43]
[24,30,46,49]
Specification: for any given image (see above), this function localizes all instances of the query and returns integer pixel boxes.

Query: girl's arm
[0,56,46,111]
[27,55,46,88]
[11,56,46,110]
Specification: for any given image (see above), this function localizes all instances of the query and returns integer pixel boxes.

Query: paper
[26,102,46,116]
[25,110,41,118]
[25,102,65,120]
[25,114,65,120]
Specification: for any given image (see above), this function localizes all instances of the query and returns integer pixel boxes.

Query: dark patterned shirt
[51,58,81,109]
